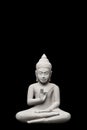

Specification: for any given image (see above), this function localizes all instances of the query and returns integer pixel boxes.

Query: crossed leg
[27,108,71,123]
[16,108,60,123]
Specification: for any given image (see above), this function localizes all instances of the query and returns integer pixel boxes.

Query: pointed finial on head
[41,54,47,58]
[36,54,52,70]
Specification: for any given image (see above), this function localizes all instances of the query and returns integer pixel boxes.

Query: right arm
[27,85,46,106]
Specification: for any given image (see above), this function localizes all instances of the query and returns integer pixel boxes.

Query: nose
[42,74,45,78]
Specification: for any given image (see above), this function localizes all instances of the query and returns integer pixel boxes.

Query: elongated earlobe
[49,71,52,81]
[35,70,38,82]
[36,77,38,82]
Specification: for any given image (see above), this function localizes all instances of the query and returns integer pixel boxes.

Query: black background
[1,3,84,130]
[4,42,78,129]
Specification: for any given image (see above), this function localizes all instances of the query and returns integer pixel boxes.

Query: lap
[17,107,70,117]
[16,107,71,123]
[27,109,71,123]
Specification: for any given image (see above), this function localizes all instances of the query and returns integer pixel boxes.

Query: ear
[35,70,38,81]
[49,70,52,81]
[50,70,52,76]
[35,70,37,77]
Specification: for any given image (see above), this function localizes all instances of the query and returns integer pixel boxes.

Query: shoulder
[50,83,60,90]
[28,83,38,89]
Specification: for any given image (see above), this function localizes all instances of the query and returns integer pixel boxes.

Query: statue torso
[33,83,55,110]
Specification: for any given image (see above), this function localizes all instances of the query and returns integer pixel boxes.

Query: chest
[34,86,54,98]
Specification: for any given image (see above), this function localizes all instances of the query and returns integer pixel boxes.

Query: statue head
[35,54,52,84]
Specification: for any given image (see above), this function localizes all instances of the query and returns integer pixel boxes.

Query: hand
[41,94,47,101]
[34,110,47,113]
[41,109,52,112]
[39,91,47,102]
[35,109,52,113]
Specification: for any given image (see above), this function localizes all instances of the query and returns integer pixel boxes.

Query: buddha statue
[16,54,71,123]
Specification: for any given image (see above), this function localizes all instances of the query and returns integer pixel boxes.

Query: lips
[40,79,47,82]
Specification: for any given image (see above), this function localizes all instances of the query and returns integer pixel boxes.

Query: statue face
[36,68,52,84]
